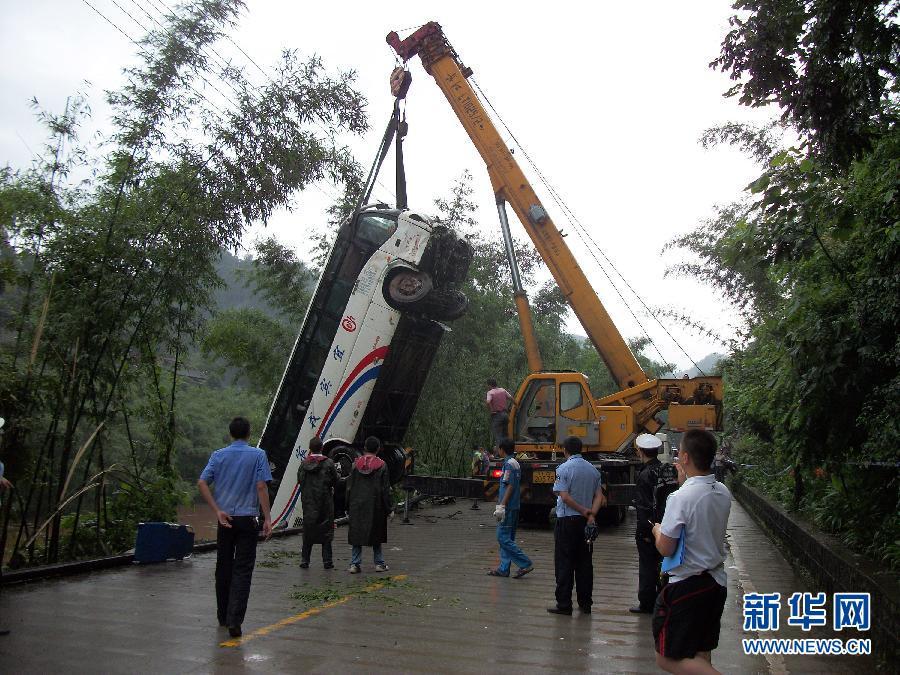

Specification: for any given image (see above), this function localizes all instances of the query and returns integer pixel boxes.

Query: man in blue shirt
[548,436,605,615]
[198,417,273,638]
[487,438,533,578]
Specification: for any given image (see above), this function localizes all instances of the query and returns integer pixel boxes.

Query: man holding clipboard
[651,430,732,675]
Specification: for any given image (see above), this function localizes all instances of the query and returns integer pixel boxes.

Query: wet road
[0,499,872,673]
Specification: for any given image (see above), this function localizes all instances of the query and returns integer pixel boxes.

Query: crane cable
[470,77,707,376]
[469,77,669,370]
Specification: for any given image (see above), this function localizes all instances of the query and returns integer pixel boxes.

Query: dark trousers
[301,537,333,566]
[490,412,509,445]
[636,533,662,610]
[215,516,258,627]
[554,515,593,610]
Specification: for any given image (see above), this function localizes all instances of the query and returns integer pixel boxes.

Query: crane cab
[509,372,634,455]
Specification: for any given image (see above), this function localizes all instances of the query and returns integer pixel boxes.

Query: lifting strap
[395,99,408,209]
[355,68,412,213]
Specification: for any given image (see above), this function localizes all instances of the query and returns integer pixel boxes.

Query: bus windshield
[355,214,397,248]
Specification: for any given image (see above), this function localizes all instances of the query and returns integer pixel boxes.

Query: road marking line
[728,529,788,675]
[220,574,407,648]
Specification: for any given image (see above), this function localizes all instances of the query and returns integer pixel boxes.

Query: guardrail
[732,480,899,664]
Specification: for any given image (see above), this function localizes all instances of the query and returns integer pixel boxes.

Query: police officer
[631,433,663,614]
[198,417,273,638]
[547,436,605,615]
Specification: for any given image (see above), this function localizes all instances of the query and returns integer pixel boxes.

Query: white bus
[259,205,471,528]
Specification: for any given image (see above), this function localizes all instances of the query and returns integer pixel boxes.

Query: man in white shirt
[651,430,732,674]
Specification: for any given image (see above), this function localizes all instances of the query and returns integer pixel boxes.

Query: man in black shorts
[651,430,732,674]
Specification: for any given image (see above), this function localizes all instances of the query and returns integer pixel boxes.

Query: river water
[175,503,218,542]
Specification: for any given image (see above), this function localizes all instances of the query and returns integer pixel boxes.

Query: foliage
[668,2,900,568]
[713,0,899,167]
[0,0,365,566]
[201,307,294,393]
[243,236,315,324]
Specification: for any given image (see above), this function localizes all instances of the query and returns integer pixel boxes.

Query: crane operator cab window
[514,378,556,443]
[556,381,599,445]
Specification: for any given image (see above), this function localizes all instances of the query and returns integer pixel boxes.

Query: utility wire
[145,0,345,204]
[470,77,705,375]
[109,0,235,106]
[84,0,238,123]
[129,0,254,104]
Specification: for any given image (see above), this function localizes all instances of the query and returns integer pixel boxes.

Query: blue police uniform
[551,453,601,612]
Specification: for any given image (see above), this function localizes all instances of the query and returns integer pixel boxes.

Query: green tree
[668,0,899,567]
[713,0,899,166]
[0,0,366,565]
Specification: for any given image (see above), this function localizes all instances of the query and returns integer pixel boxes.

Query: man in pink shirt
[485,378,512,447]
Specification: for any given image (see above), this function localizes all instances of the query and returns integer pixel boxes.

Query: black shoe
[579,606,592,614]
[629,606,653,614]
[546,606,572,616]
[299,561,310,569]
[0,628,10,636]
[227,625,242,638]
[324,562,334,569]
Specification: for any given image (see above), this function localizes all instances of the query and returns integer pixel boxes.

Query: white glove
[493,504,506,522]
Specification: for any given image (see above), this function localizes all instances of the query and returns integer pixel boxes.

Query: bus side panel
[357,315,445,444]
[268,256,406,526]
[268,216,432,527]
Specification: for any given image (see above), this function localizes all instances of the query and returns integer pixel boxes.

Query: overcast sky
[1,1,772,371]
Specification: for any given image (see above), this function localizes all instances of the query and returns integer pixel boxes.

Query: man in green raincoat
[297,437,337,569]
[346,436,393,573]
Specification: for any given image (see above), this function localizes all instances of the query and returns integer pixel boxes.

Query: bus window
[356,214,397,248]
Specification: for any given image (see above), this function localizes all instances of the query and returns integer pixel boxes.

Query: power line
[127,0,249,103]
[90,0,345,207]
[82,0,238,124]
[470,77,705,375]
[113,0,223,113]
[144,0,346,205]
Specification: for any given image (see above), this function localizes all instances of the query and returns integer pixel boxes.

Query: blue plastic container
[134,522,195,563]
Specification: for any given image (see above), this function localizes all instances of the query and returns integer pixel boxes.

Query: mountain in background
[686,352,724,377]
[212,249,280,317]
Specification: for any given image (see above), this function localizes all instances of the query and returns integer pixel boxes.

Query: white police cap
[635,433,662,450]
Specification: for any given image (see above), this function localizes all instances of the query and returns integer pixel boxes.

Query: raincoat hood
[354,454,385,475]
[301,453,329,472]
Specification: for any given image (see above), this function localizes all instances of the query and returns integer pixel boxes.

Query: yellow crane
[389,23,722,511]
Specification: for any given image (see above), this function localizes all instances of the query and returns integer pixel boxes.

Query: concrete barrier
[732,479,899,663]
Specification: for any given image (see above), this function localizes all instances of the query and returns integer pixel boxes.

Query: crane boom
[388,23,647,390]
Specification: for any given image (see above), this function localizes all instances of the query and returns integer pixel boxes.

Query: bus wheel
[328,445,360,482]
[385,268,433,308]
